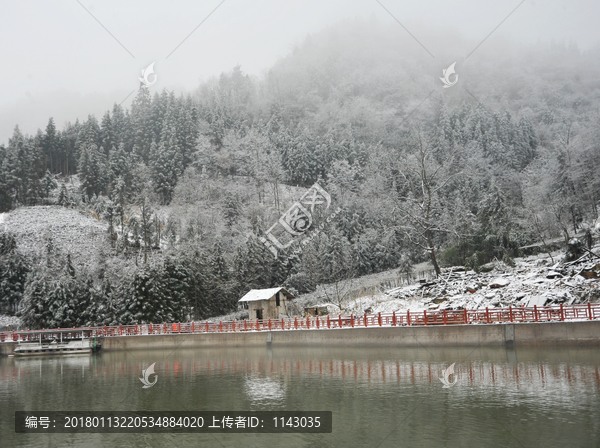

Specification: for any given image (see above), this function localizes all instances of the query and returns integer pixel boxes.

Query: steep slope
[3,206,109,269]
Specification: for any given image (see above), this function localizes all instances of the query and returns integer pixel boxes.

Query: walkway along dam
[1,303,600,355]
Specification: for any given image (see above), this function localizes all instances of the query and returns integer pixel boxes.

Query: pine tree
[41,170,57,198]
[131,87,154,162]
[20,253,84,329]
[57,182,69,206]
[223,192,242,227]
[139,198,155,263]
[2,126,44,207]
[43,118,59,173]
[120,258,189,324]
[0,143,11,212]
[0,232,30,315]
[21,267,57,329]
[151,107,183,204]
[78,141,108,199]
[100,112,114,158]
[110,103,128,150]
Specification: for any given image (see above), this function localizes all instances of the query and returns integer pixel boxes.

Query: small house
[238,287,295,320]
[304,305,330,317]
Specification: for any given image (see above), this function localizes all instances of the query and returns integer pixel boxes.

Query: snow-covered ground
[207,249,600,322]
[3,205,109,269]
[0,315,21,331]
[291,249,600,317]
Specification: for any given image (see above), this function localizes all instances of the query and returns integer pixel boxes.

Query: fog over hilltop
[1,0,599,144]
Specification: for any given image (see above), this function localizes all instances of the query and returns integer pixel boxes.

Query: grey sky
[1,0,598,145]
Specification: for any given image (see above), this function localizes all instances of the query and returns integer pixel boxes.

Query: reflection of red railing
[1,303,599,342]
[3,356,598,388]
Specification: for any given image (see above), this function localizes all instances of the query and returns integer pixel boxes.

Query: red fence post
[104,325,107,336]
[178,323,181,333]
[509,306,513,323]
[120,324,123,336]
[560,303,564,321]
[378,312,382,327]
[268,319,272,331]
[485,307,490,324]
[588,302,593,320]
[364,313,368,327]
[135,324,138,335]
[307,316,310,329]
[351,314,355,328]
[316,317,320,329]
[534,305,538,322]
[407,310,410,326]
[463,309,468,325]
[327,315,331,328]
[256,319,260,331]
[244,319,248,332]
[338,315,342,328]
[393,311,397,326]
[443,310,447,325]
[424,310,428,326]
[295,317,298,330]
[164,323,167,334]
[281,317,285,330]
[219,321,222,332]
[232,320,236,332]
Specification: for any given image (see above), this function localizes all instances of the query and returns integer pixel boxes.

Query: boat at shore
[14,338,101,356]
[12,332,101,356]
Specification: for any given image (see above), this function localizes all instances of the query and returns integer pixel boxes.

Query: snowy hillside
[292,249,600,317]
[3,206,109,268]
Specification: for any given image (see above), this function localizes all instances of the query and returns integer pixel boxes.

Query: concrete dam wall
[2,321,599,355]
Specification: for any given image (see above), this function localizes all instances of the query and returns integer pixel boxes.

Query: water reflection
[2,346,600,389]
[1,345,600,447]
[244,375,286,406]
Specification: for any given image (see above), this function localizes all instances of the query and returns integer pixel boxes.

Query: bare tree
[390,129,461,276]
[529,212,555,264]
[320,266,358,313]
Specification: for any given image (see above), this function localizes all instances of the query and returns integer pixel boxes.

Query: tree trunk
[426,228,441,276]
[429,247,441,277]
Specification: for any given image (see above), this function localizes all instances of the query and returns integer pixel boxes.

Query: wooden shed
[238,287,295,320]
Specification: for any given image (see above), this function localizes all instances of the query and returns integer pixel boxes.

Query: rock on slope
[293,250,600,317]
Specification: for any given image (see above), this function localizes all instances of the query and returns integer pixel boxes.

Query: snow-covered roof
[239,287,294,302]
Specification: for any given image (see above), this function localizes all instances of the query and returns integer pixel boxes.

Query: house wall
[246,292,292,319]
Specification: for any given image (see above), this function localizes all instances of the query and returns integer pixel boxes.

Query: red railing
[1,303,600,342]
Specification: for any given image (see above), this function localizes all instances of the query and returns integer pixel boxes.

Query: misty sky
[1,0,599,145]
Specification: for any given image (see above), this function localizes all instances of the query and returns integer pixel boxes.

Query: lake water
[1,344,600,447]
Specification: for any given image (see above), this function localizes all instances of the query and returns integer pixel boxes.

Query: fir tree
[41,169,57,198]
[0,232,30,315]
[131,87,154,162]
[43,118,59,173]
[78,133,108,200]
[57,182,69,206]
